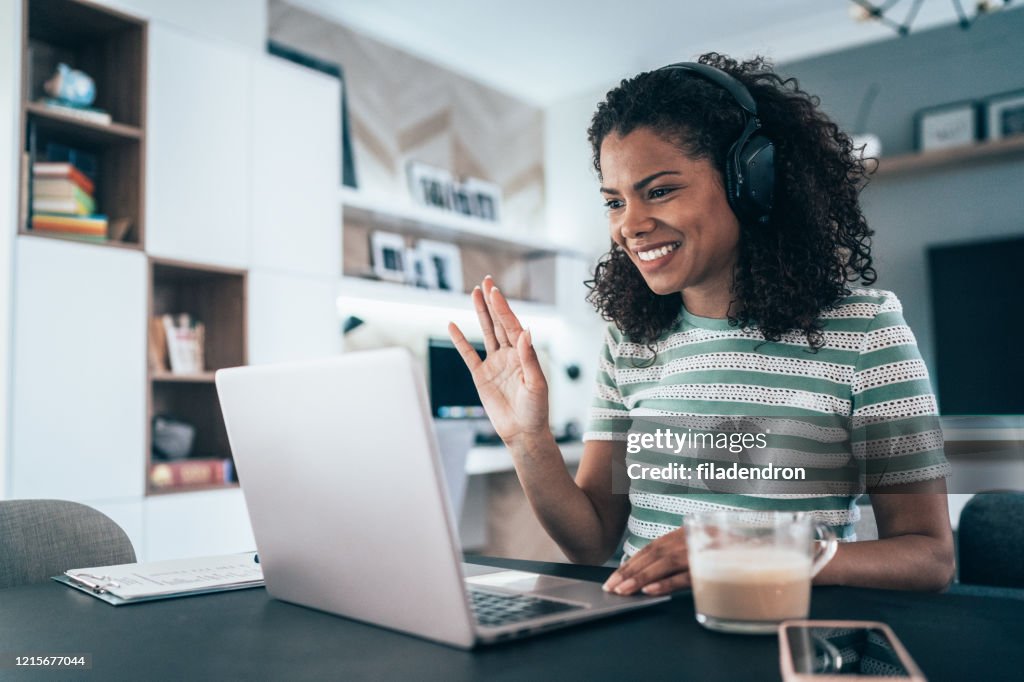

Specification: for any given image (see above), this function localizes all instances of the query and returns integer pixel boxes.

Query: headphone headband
[657,62,758,117]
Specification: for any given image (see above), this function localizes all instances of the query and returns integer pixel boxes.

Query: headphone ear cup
[723,143,742,215]
[732,133,775,224]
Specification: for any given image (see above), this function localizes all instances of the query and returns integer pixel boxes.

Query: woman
[448,53,954,595]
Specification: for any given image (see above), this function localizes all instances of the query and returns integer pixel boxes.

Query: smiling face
[599,127,741,313]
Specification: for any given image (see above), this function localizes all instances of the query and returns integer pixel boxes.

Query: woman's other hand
[448,276,549,447]
[602,527,690,596]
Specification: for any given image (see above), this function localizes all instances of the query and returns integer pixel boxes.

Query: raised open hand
[447,276,549,447]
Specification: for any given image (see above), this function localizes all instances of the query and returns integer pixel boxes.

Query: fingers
[603,530,688,595]
[484,277,524,347]
[471,286,500,353]
[466,276,529,360]
[640,571,691,596]
[447,322,482,371]
[481,277,510,347]
[605,556,685,595]
[516,329,546,392]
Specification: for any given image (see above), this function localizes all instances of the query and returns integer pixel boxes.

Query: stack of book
[148,314,207,376]
[31,161,108,240]
[149,458,235,491]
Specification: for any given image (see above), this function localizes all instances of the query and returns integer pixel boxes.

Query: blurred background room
[0,0,1021,564]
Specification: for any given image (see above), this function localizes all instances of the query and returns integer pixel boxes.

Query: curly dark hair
[585,52,876,350]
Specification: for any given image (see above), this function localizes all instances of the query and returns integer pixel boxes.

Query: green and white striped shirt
[584,288,949,558]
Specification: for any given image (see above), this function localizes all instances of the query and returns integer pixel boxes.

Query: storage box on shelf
[19,0,146,247]
[147,259,247,495]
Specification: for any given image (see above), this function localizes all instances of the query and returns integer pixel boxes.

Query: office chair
[957,491,1024,589]
[0,499,136,589]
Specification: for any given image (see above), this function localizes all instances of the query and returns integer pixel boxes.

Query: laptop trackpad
[465,569,596,601]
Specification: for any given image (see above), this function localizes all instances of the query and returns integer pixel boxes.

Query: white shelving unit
[339,187,585,325]
[147,23,251,268]
[10,237,147,501]
[340,187,566,256]
[337,275,560,319]
[6,7,344,561]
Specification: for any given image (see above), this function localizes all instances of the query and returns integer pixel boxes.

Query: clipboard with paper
[52,552,264,605]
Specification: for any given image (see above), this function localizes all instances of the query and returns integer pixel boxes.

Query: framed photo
[267,41,357,189]
[450,183,474,216]
[404,247,431,288]
[915,101,979,152]
[462,178,502,222]
[407,161,454,210]
[417,240,463,292]
[984,90,1024,141]
[370,231,407,283]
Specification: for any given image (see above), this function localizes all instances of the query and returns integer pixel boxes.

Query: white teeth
[637,242,680,262]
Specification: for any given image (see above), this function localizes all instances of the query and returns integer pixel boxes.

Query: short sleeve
[583,325,633,442]
[850,293,950,488]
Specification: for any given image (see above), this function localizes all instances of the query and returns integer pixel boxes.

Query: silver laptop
[215,348,667,648]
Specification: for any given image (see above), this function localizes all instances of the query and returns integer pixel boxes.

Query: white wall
[98,0,266,51]
[543,85,612,259]
[543,82,626,428]
[0,0,21,498]
[860,165,1023,377]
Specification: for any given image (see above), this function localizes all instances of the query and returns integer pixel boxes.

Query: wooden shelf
[15,226,143,250]
[147,260,247,497]
[151,371,217,384]
[26,101,143,143]
[20,0,147,247]
[20,0,147,248]
[874,136,1024,177]
[24,0,146,127]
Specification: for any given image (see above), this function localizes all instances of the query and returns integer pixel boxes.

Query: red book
[31,213,107,236]
[32,161,95,195]
[149,458,229,490]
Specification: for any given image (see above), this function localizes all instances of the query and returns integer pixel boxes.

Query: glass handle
[810,522,839,577]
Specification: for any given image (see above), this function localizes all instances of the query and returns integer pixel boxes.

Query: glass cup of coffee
[683,511,838,635]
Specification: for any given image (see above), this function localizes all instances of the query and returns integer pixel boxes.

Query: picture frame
[983,89,1024,141]
[407,161,454,211]
[461,177,502,222]
[417,239,463,292]
[370,231,407,283]
[267,40,358,189]
[915,100,979,152]
[450,183,474,216]
[404,246,431,288]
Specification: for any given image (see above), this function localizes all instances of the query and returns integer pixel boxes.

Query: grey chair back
[0,499,136,589]
[957,491,1024,589]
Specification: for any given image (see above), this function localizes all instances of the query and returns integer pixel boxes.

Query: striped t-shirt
[583,288,950,559]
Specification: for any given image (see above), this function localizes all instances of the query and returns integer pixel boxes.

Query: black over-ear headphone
[657,62,775,225]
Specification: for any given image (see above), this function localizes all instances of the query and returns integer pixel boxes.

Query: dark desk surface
[1,555,1021,681]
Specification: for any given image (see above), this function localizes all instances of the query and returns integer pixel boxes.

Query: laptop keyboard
[468,588,584,628]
